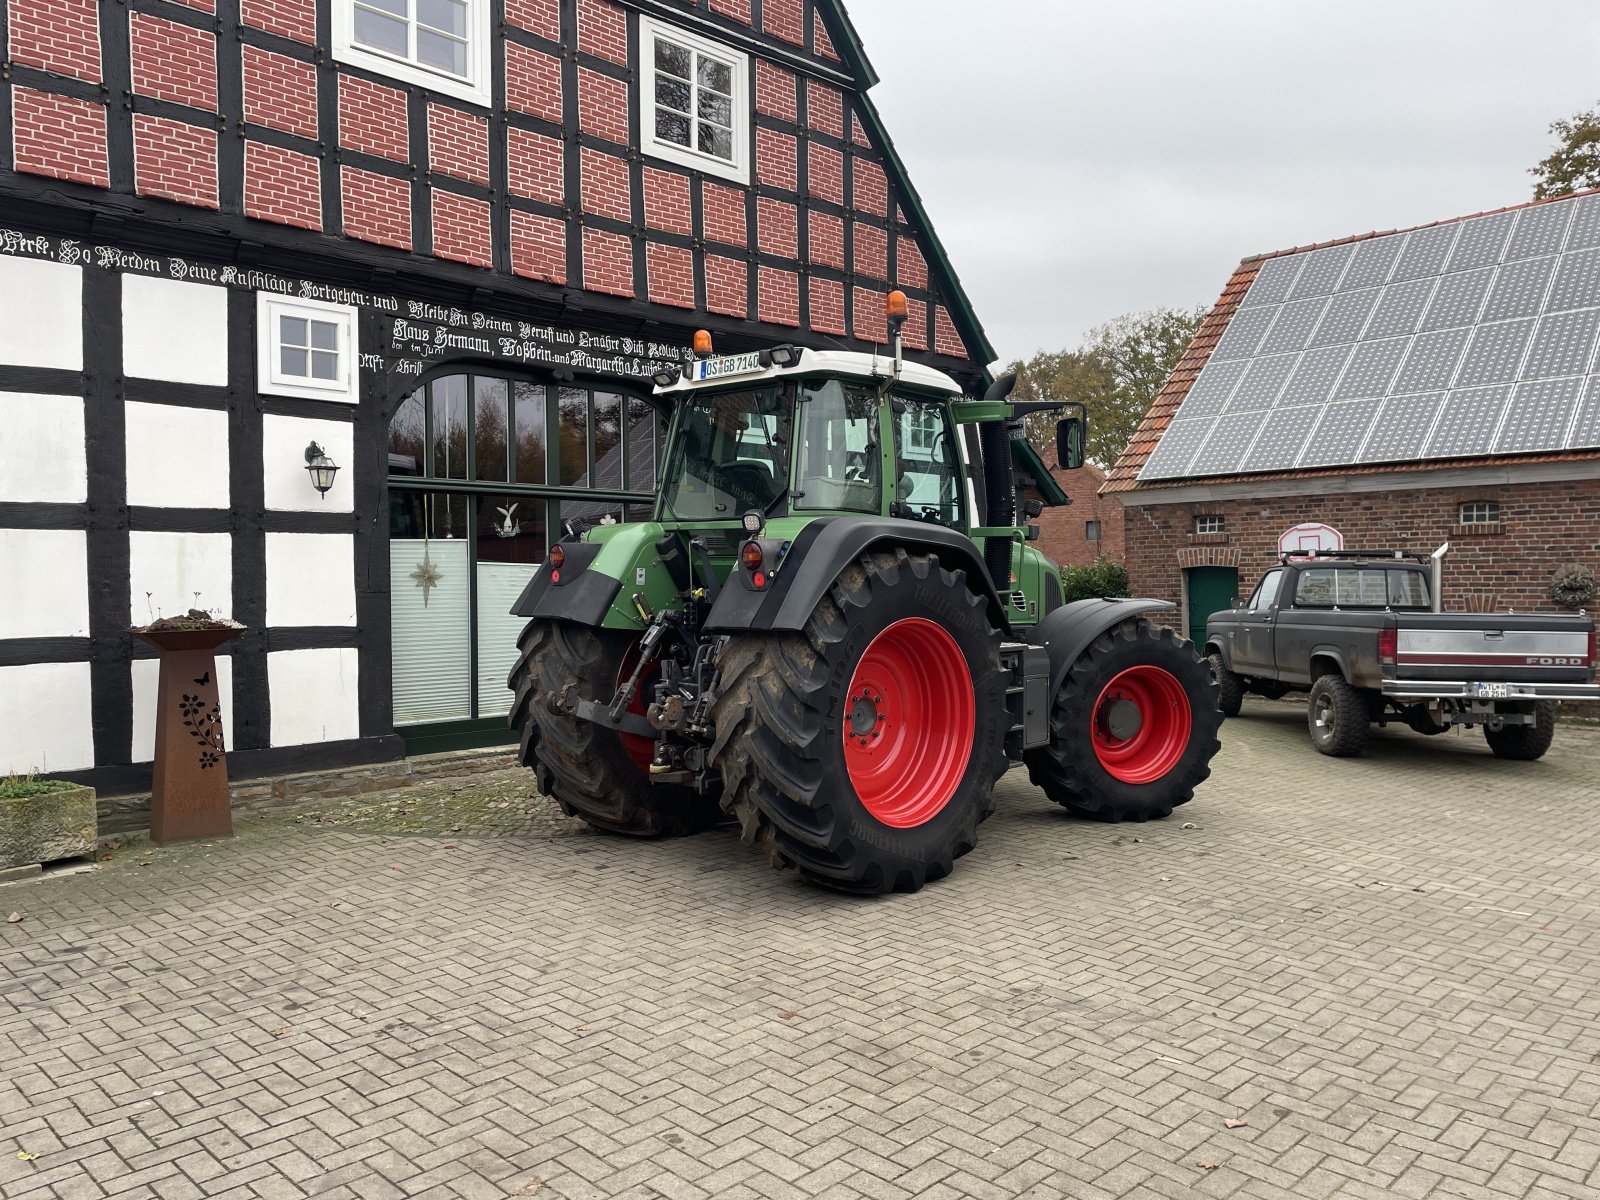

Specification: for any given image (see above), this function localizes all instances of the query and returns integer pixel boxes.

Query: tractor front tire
[709,549,1008,894]
[1025,621,1221,822]
[1484,701,1557,761]
[508,619,720,836]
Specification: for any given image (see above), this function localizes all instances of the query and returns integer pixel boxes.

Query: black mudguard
[1026,598,1179,697]
[509,541,621,626]
[703,515,1007,633]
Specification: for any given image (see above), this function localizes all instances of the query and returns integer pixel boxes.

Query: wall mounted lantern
[304,441,340,498]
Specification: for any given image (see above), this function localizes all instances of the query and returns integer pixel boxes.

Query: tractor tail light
[1588,628,1597,677]
[741,541,765,573]
[1378,626,1397,669]
[548,544,566,570]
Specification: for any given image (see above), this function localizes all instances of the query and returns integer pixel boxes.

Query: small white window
[639,16,750,184]
[333,0,491,107]
[257,293,360,403]
[1459,500,1501,526]
[1194,514,1226,535]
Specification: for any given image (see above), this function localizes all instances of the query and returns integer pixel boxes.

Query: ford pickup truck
[1204,549,1599,759]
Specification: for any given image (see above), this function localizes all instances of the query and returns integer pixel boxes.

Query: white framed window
[639,15,750,184]
[333,0,491,107]
[1194,514,1226,536]
[1459,500,1501,526]
[257,293,360,403]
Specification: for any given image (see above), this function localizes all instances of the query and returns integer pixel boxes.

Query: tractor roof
[656,347,966,399]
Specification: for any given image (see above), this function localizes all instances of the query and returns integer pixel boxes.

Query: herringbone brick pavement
[4,702,1600,1199]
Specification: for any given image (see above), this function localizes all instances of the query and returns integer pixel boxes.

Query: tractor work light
[768,344,799,367]
[740,541,765,573]
[653,366,681,387]
[741,510,765,535]
[693,329,714,358]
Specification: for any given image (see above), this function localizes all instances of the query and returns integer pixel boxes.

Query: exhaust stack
[1430,542,1450,613]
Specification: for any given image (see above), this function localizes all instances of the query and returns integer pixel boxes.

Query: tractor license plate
[692,352,765,381]
[1474,682,1510,699]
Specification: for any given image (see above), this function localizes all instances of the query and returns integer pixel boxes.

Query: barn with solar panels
[1105,189,1600,646]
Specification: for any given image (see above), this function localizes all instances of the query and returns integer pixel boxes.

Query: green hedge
[1059,556,1131,604]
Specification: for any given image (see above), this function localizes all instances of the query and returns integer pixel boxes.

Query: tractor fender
[702,515,1007,634]
[510,540,620,625]
[1025,598,1178,698]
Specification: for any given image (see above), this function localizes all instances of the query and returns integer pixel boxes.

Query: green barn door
[1186,566,1238,645]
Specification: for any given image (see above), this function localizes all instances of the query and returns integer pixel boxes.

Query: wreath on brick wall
[1549,562,1597,609]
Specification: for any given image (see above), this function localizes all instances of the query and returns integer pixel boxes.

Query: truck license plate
[1474,682,1510,699]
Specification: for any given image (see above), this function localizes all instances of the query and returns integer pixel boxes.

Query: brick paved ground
[4,701,1600,1200]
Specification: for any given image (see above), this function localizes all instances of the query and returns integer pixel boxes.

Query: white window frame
[1194,514,1226,536]
[333,0,491,108]
[638,15,750,185]
[1459,500,1502,526]
[257,293,361,404]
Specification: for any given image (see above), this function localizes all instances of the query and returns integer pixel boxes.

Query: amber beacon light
[693,329,714,358]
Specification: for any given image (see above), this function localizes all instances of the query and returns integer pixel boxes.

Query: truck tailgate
[1393,613,1595,685]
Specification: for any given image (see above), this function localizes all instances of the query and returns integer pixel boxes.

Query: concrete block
[1,784,96,869]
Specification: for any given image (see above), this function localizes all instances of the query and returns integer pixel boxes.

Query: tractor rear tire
[1308,673,1369,757]
[508,619,720,836]
[1484,701,1557,761]
[708,549,1008,894]
[1025,621,1221,822]
[1208,652,1245,718]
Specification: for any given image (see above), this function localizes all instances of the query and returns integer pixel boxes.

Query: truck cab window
[1249,568,1284,610]
[1389,570,1431,609]
[894,399,962,527]
[794,379,880,514]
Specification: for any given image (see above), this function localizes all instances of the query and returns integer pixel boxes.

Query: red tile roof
[1103,187,1600,495]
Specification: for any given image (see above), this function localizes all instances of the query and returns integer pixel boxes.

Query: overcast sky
[849,0,1600,367]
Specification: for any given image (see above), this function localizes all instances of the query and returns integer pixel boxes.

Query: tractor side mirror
[1056,416,1085,470]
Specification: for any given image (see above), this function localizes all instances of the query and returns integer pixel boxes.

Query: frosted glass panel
[476,561,538,718]
[391,539,471,724]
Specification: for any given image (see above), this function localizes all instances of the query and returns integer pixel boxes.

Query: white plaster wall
[124,402,231,509]
[130,655,235,764]
[122,274,229,385]
[261,415,354,512]
[268,648,360,746]
[0,661,94,774]
[0,256,82,371]
[129,531,233,623]
[0,529,90,638]
[0,392,86,503]
[264,533,357,626]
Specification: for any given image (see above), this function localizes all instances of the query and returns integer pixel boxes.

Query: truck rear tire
[1025,621,1222,822]
[1308,674,1369,757]
[508,619,721,836]
[1208,652,1244,718]
[1484,701,1557,761]
[708,549,1008,894]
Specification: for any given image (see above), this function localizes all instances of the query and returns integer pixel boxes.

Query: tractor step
[1000,642,1051,756]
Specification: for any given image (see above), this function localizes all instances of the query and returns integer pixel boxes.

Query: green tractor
[508,302,1222,894]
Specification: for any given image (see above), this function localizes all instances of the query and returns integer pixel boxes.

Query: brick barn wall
[1036,465,1127,569]
[0,0,985,368]
[1120,475,1600,623]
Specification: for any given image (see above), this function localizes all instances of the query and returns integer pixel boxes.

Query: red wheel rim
[615,645,657,772]
[1090,665,1192,784]
[842,618,975,828]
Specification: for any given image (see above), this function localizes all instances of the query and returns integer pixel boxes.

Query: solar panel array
[1139,191,1600,480]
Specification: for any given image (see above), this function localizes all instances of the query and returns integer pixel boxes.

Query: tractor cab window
[660,385,790,519]
[794,379,881,514]
[893,399,962,528]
